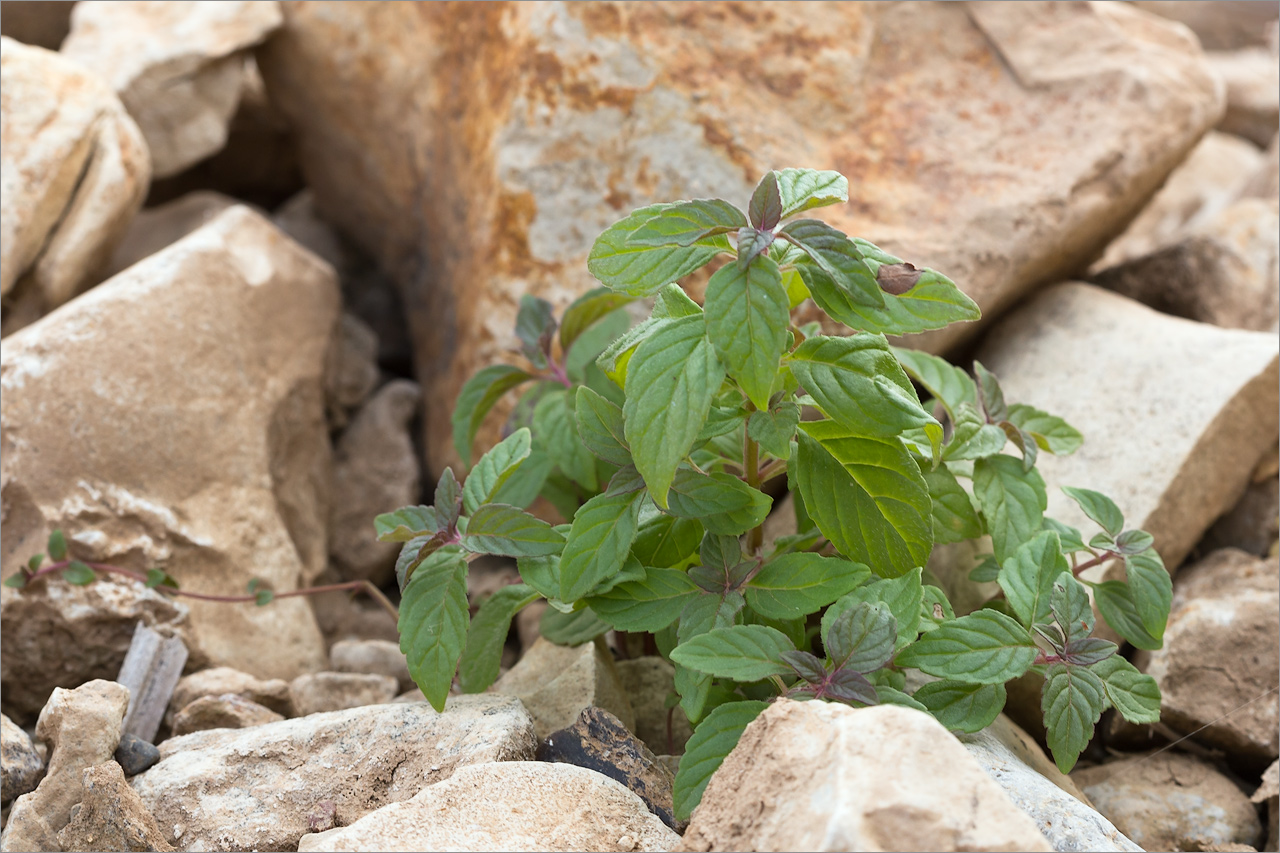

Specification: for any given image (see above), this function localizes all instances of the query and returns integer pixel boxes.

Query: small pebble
[114,732,161,776]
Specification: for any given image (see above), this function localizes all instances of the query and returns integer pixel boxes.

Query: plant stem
[744,416,763,555]
[1073,549,1121,577]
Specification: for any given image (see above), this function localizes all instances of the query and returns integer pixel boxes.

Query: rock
[168,666,295,723]
[1208,49,1280,147]
[1241,134,1280,202]
[973,283,1279,581]
[1090,131,1264,272]
[328,380,421,586]
[0,714,42,805]
[258,2,1222,472]
[56,761,174,853]
[678,700,1050,852]
[960,716,1142,852]
[0,207,338,683]
[1074,752,1264,852]
[61,0,284,177]
[113,733,161,777]
[0,577,193,723]
[323,313,381,430]
[1,680,130,853]
[492,636,634,739]
[289,672,399,716]
[1252,760,1278,853]
[539,706,679,831]
[1133,549,1279,765]
[329,639,413,694]
[615,657,693,757]
[101,191,243,281]
[170,694,284,737]
[1200,450,1280,557]
[131,694,536,852]
[0,37,149,331]
[0,1,74,49]
[297,761,679,852]
[309,572,403,647]
[1131,2,1279,51]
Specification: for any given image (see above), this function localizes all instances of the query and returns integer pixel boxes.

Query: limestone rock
[113,733,161,777]
[1241,134,1280,202]
[131,694,536,852]
[974,283,1279,581]
[616,657,693,757]
[1074,752,1264,852]
[309,574,403,648]
[328,380,421,586]
[0,577,192,723]
[1133,549,1279,764]
[102,191,243,281]
[296,761,679,853]
[0,714,42,805]
[258,1,1223,471]
[323,313,380,430]
[1208,48,1280,147]
[2,680,130,853]
[170,694,284,737]
[678,700,1051,852]
[0,1,74,49]
[0,37,149,329]
[0,207,338,683]
[1252,760,1279,853]
[168,666,294,724]
[289,672,399,717]
[1131,2,1279,51]
[492,637,634,739]
[62,1,284,177]
[1201,450,1280,557]
[328,639,413,694]
[57,761,174,853]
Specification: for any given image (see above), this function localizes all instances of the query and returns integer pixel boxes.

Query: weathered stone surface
[132,694,536,852]
[114,733,161,777]
[170,694,284,737]
[2,680,130,853]
[297,761,679,853]
[492,636,634,739]
[1074,752,1264,852]
[1132,1,1279,51]
[323,313,380,430]
[62,1,283,177]
[1133,549,1279,765]
[57,761,174,853]
[0,1,74,49]
[678,700,1051,852]
[1,207,338,683]
[0,714,42,805]
[1242,134,1280,202]
[974,283,1279,579]
[0,37,149,329]
[328,639,413,694]
[1208,48,1280,147]
[1252,760,1278,853]
[168,666,294,724]
[258,1,1222,471]
[289,672,399,717]
[616,657,693,757]
[309,572,403,647]
[329,380,421,586]
[1201,450,1280,557]
[102,190,243,281]
[0,577,193,723]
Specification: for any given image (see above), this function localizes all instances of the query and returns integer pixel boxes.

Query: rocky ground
[0,2,1277,852]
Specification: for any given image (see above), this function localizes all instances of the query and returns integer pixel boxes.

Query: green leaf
[1063,637,1118,666]
[665,468,771,536]
[968,555,1001,584]
[782,220,884,307]
[559,288,635,352]
[1061,487,1124,538]
[399,548,469,711]
[515,294,556,369]
[896,609,1037,684]
[670,625,795,681]
[774,168,848,218]
[973,455,1048,564]
[653,283,704,318]
[833,244,981,335]
[969,360,1006,422]
[795,422,932,578]
[825,601,897,673]
[587,567,699,632]
[631,514,703,568]
[1051,574,1096,642]
[678,588,745,643]
[822,567,923,651]
[1042,663,1107,773]
[27,553,44,572]
[781,266,810,309]
[921,462,983,544]
[704,256,788,409]
[589,202,731,296]
[460,504,565,557]
[1123,549,1171,640]
[396,535,451,591]
[747,403,800,460]
[533,389,597,492]
[144,568,178,590]
[540,605,610,646]
[627,199,747,248]
[999,421,1040,473]
[566,310,632,386]
[1044,517,1089,554]
[517,553,560,601]
[47,529,67,562]
[997,530,1070,628]
[735,227,775,268]
[1115,529,1155,556]
[673,700,769,820]
[944,403,1008,461]
[914,681,1007,733]
[748,172,783,230]
[574,386,632,467]
[1093,581,1162,650]
[891,348,978,419]
[60,561,95,585]
[874,684,929,712]
[453,365,532,465]
[1092,655,1161,725]
[459,584,540,693]
[624,315,725,507]
[375,506,442,543]
[462,428,533,515]
[559,484,643,601]
[587,554,647,596]
[745,554,869,620]
[1006,404,1082,456]
[255,589,274,606]
[3,573,27,589]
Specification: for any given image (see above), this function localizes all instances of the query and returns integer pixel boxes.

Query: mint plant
[375,169,1166,817]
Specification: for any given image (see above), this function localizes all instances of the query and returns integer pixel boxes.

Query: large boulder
[257,1,1223,470]
[0,207,338,683]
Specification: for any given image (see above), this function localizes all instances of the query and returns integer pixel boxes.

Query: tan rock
[0,207,338,683]
[132,695,537,852]
[258,1,1222,471]
[1,680,130,853]
[1074,752,1264,852]
[1252,760,1278,853]
[1134,549,1279,764]
[678,700,1050,852]
[1208,48,1280,147]
[0,714,42,805]
[101,190,242,281]
[168,666,294,724]
[170,694,284,736]
[290,671,399,716]
[0,37,149,328]
[0,1,74,49]
[56,761,174,853]
[323,312,380,430]
[616,657,693,757]
[328,639,413,694]
[492,636,634,739]
[62,0,283,177]
[297,761,679,852]
[1241,134,1280,202]
[1131,2,1279,51]
[309,572,403,647]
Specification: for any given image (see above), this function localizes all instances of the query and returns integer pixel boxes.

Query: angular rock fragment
[113,733,161,777]
[328,639,413,694]
[0,714,42,805]
[56,762,174,853]
[170,694,284,737]
[289,672,399,717]
[167,666,294,723]
[101,190,242,281]
[492,637,634,739]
